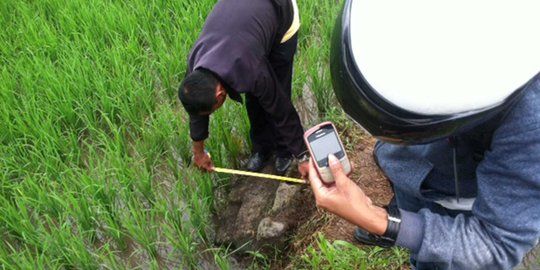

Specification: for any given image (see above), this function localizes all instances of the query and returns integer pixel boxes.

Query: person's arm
[407,124,540,269]
[189,114,214,171]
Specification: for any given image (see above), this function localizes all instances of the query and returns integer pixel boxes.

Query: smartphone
[304,121,351,184]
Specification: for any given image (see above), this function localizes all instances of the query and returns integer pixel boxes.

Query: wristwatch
[353,205,401,247]
[296,151,310,163]
[381,205,401,246]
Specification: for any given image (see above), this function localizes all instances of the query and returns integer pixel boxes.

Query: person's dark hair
[178,69,219,115]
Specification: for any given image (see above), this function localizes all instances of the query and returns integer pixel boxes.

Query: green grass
[1,0,406,269]
[293,233,408,270]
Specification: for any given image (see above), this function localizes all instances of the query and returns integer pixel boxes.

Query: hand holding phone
[304,121,352,184]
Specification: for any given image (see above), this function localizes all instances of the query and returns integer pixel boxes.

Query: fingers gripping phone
[304,121,352,184]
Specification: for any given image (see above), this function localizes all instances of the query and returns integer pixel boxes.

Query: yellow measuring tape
[214,167,305,184]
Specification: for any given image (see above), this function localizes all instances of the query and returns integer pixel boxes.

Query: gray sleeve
[395,210,424,253]
[399,106,540,269]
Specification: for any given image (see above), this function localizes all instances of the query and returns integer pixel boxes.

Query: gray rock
[212,163,315,255]
[271,183,301,214]
[257,217,286,239]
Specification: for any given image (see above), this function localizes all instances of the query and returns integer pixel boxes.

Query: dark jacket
[186,0,305,156]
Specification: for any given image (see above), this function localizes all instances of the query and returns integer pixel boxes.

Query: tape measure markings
[214,167,305,184]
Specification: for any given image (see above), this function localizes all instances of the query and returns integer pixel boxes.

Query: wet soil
[218,120,398,269]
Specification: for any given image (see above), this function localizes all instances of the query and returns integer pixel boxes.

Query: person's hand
[297,161,309,179]
[192,150,214,172]
[308,154,387,235]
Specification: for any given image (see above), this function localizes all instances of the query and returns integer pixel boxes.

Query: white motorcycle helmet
[331,0,540,144]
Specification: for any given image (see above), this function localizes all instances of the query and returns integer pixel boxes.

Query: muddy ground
[216,122,401,269]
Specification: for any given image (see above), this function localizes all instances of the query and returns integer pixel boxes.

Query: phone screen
[309,128,345,167]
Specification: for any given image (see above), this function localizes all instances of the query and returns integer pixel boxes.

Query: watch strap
[296,151,310,163]
[352,204,402,248]
[381,205,401,245]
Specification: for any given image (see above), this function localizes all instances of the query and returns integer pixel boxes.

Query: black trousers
[245,34,298,157]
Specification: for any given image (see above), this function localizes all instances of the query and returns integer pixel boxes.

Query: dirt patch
[209,127,397,268]
[320,134,393,244]
[212,160,317,256]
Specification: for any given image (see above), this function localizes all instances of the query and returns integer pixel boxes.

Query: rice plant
[0,0,406,268]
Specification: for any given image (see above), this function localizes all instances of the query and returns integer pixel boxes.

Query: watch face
[298,153,309,163]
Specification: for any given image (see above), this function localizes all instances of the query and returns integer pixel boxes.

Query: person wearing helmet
[308,0,540,269]
[178,0,309,177]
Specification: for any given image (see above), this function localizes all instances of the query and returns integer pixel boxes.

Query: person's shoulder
[498,75,540,136]
[512,75,540,124]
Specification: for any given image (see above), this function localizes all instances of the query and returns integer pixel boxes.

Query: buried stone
[257,217,286,239]
[212,162,314,254]
[212,82,319,254]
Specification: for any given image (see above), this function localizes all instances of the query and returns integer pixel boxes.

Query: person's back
[374,75,540,269]
[197,0,281,53]
[179,0,309,176]
[188,0,281,95]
